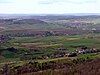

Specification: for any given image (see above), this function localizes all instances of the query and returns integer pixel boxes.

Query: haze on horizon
[0,0,100,14]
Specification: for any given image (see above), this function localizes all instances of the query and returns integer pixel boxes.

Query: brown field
[21,43,63,49]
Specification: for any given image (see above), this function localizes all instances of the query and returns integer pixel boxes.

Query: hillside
[0,15,100,31]
[34,58,100,75]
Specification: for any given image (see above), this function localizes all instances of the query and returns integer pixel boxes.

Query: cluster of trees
[0,47,67,60]
[0,35,11,43]
[1,29,91,37]
[2,31,54,37]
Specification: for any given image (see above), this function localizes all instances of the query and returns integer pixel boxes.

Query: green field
[6,35,100,50]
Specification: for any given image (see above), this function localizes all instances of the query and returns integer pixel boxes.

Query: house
[76,47,99,54]
[67,52,77,57]
[57,48,67,51]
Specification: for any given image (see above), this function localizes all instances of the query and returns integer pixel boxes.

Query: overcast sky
[0,0,100,14]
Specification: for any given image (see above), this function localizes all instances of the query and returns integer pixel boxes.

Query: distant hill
[0,15,100,31]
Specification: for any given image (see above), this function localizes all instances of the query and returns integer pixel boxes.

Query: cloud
[0,0,99,14]
[38,0,57,4]
[39,0,97,5]
[0,0,13,3]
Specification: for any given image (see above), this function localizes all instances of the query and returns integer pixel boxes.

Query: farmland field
[5,35,100,49]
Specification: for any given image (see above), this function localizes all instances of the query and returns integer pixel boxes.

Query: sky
[0,0,100,14]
